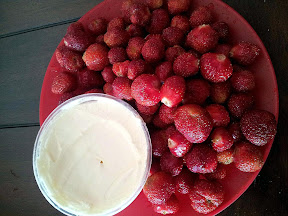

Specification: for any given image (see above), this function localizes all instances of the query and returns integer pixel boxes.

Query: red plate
[39,0,279,215]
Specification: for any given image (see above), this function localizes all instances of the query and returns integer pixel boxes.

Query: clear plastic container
[33,93,152,216]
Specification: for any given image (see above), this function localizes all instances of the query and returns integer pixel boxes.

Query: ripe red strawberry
[173,53,199,77]
[227,93,254,118]
[101,66,116,83]
[189,5,214,28]
[95,34,105,44]
[82,43,109,71]
[126,37,145,60]
[136,102,160,115]
[104,28,129,48]
[151,130,168,157]
[159,104,177,124]
[155,61,174,82]
[55,46,84,72]
[112,60,130,77]
[112,77,132,100]
[153,113,171,129]
[183,79,211,105]
[210,81,231,104]
[211,127,234,152]
[147,0,163,10]
[85,88,104,94]
[130,3,151,26]
[160,76,186,107]
[162,27,185,46]
[240,109,277,146]
[146,8,170,34]
[217,148,234,164]
[51,72,77,94]
[121,0,133,23]
[230,42,261,65]
[77,68,104,89]
[211,22,230,42]
[234,141,264,172]
[174,168,196,194]
[206,104,230,127]
[168,129,192,157]
[127,59,146,80]
[168,0,190,15]
[143,171,175,204]
[160,151,183,176]
[88,18,107,35]
[58,91,76,104]
[103,83,114,95]
[189,179,224,214]
[174,105,213,143]
[205,164,227,180]
[171,15,190,33]
[131,74,161,106]
[149,158,161,177]
[165,45,185,62]
[126,24,145,37]
[64,22,93,52]
[227,122,243,143]
[200,53,233,83]
[187,49,201,59]
[185,144,217,173]
[108,47,128,64]
[142,38,165,63]
[230,70,255,92]
[186,24,219,54]
[145,33,164,42]
[213,44,231,57]
[107,17,125,31]
[152,194,179,215]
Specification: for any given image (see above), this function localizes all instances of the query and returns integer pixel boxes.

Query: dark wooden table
[0,0,287,215]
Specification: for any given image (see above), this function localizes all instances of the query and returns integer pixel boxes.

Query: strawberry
[186,24,219,54]
[84,88,104,94]
[103,83,114,95]
[130,3,151,26]
[104,28,130,48]
[168,0,190,15]
[127,59,146,80]
[213,44,231,57]
[142,38,165,63]
[173,53,199,77]
[165,45,185,62]
[210,81,231,104]
[155,61,174,82]
[230,42,261,65]
[174,168,196,194]
[58,91,76,104]
[153,113,171,129]
[227,93,254,118]
[234,141,264,172]
[55,46,84,72]
[126,37,145,60]
[136,102,160,115]
[146,8,170,34]
[112,77,132,100]
[131,74,161,106]
[230,70,255,92]
[121,0,133,23]
[200,53,233,83]
[183,79,211,105]
[95,34,105,44]
[107,17,125,31]
[140,113,154,124]
[189,179,224,214]
[240,109,277,146]
[165,125,178,139]
[174,104,213,143]
[82,43,109,71]
[126,24,145,37]
[227,122,243,143]
[160,76,186,107]
[160,151,183,176]
[112,60,130,77]
[217,148,234,165]
[171,15,190,33]
[189,5,214,28]
[159,104,177,124]
[153,194,180,214]
[168,129,192,157]
[211,22,230,42]
[147,0,163,10]
[143,171,175,204]
[77,68,104,89]
[108,47,128,64]
[51,72,77,94]
[88,18,107,35]
[162,27,185,46]
[211,127,234,152]
[185,144,218,173]
[206,104,230,127]
[101,66,116,83]
[149,158,161,177]
[205,163,227,180]
[151,130,169,157]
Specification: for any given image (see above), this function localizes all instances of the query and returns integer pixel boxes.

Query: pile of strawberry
[50,0,277,214]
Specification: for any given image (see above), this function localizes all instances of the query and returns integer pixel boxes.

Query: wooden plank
[0,0,103,36]
[0,24,70,127]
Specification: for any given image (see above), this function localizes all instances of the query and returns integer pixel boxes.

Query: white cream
[35,96,149,215]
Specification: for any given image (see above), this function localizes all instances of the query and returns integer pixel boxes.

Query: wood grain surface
[0,0,287,215]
